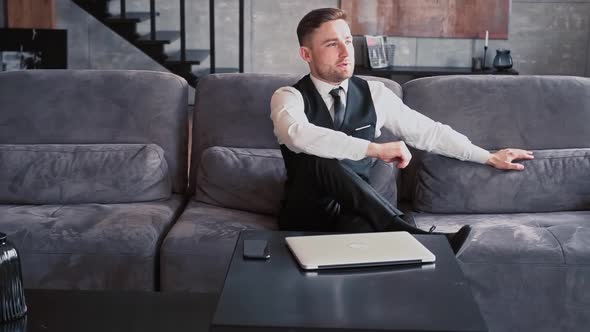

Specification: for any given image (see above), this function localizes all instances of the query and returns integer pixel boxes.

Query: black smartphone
[243,239,270,260]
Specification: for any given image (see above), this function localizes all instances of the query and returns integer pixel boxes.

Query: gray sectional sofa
[168,73,590,332]
[1,70,588,332]
[0,70,188,290]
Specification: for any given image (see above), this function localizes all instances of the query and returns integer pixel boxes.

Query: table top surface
[0,289,218,332]
[212,231,488,332]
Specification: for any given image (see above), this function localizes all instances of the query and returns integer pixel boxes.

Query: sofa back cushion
[0,144,171,204]
[401,76,590,203]
[0,70,188,193]
[195,147,399,216]
[196,147,285,215]
[190,73,402,194]
[414,149,590,213]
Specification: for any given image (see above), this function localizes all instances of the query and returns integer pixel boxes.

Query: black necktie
[329,87,345,130]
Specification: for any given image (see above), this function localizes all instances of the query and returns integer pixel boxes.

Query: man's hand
[486,148,534,170]
[366,141,412,168]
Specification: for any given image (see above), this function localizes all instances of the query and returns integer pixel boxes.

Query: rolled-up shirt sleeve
[270,86,370,161]
[370,81,490,164]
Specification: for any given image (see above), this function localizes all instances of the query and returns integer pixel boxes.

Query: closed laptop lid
[285,231,436,270]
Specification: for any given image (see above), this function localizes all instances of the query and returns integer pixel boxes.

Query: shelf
[354,66,519,78]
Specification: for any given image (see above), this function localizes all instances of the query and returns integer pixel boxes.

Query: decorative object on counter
[472,57,483,71]
[383,37,396,67]
[0,316,27,332]
[483,30,489,70]
[365,35,388,69]
[0,232,27,322]
[493,49,513,71]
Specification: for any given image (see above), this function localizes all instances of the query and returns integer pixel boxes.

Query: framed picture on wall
[342,0,509,39]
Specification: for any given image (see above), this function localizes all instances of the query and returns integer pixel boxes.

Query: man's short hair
[297,8,347,46]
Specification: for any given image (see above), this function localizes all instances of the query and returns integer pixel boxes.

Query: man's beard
[317,65,352,84]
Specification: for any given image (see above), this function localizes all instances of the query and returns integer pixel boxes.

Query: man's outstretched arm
[369,81,534,170]
[366,142,535,171]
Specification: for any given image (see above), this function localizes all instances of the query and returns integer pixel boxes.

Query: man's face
[300,19,355,84]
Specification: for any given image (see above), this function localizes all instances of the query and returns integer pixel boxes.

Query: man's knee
[296,153,344,175]
[298,153,338,167]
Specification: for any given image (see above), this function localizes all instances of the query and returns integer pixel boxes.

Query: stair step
[105,21,140,41]
[72,0,110,19]
[137,31,180,45]
[165,49,210,65]
[136,43,168,62]
[105,12,159,23]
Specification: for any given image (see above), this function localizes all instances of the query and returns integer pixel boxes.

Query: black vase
[493,49,513,71]
[0,316,27,332]
[0,233,27,323]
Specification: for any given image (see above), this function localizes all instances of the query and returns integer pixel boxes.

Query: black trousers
[279,154,429,234]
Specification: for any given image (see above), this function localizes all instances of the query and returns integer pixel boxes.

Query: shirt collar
[309,73,349,98]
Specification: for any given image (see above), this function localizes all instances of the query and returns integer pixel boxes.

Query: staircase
[73,0,243,86]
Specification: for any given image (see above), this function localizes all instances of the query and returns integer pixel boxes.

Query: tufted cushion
[160,201,278,292]
[0,144,171,204]
[195,146,399,216]
[412,211,590,265]
[0,70,189,194]
[195,147,285,216]
[413,149,590,214]
[400,75,590,202]
[0,195,184,290]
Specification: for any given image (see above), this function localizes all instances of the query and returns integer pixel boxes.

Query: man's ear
[299,46,312,63]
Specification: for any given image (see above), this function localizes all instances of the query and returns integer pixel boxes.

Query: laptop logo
[348,242,369,250]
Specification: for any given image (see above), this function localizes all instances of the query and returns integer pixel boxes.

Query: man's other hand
[486,148,534,170]
[366,141,412,168]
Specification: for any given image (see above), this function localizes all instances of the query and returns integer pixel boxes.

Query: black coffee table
[0,289,217,332]
[211,231,488,332]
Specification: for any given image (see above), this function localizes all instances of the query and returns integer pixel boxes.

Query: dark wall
[0,0,5,28]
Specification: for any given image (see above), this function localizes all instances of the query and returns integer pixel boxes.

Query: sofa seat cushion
[0,144,171,205]
[160,201,277,292]
[414,149,590,214]
[0,194,183,290]
[413,210,590,264]
[414,211,590,332]
[195,146,399,216]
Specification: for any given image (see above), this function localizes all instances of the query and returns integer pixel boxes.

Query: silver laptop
[285,231,435,270]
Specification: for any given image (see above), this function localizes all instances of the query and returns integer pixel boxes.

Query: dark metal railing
[114,0,245,74]
[150,0,156,40]
[239,0,244,72]
[209,0,244,73]
[120,0,126,18]
[180,0,186,62]
[209,0,215,73]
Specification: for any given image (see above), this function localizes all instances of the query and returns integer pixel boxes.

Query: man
[270,8,534,254]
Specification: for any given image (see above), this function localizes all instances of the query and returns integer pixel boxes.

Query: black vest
[280,75,377,185]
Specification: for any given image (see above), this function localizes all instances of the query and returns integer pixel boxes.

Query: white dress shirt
[270,74,490,164]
